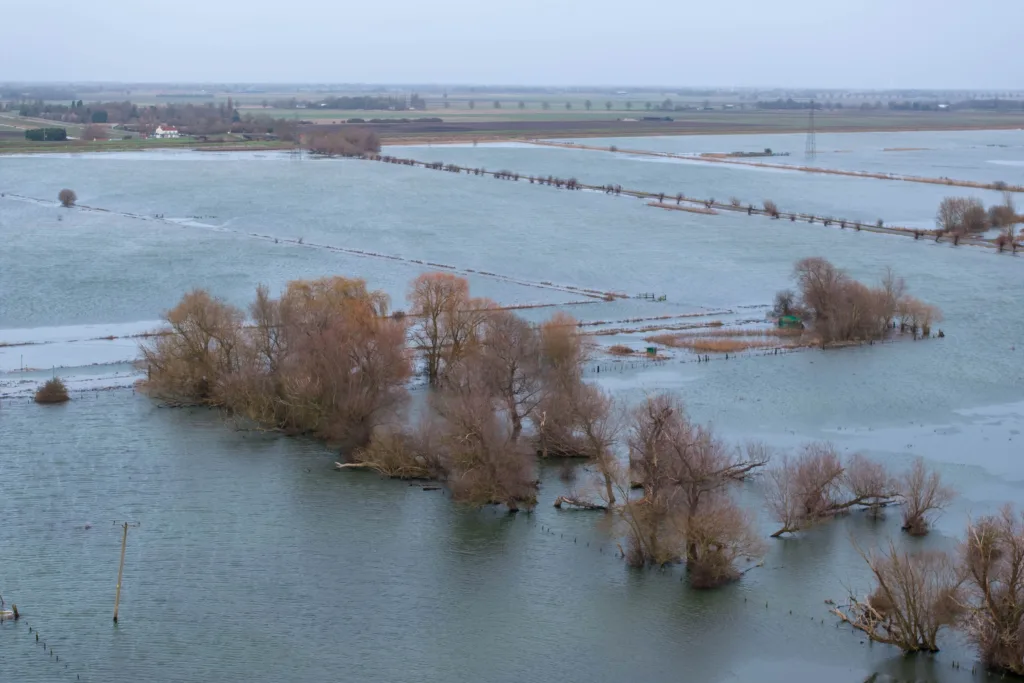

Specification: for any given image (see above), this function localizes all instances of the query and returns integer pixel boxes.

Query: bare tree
[960,506,1024,675]
[81,124,108,141]
[936,196,988,235]
[408,273,491,385]
[58,188,76,207]
[141,289,244,404]
[432,367,537,511]
[623,394,767,585]
[478,310,542,441]
[834,541,962,652]
[765,443,897,537]
[772,289,796,316]
[551,385,623,509]
[899,457,954,535]
[534,312,589,457]
[144,278,409,451]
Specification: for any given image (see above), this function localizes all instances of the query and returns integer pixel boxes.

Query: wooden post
[113,521,138,624]
[113,523,128,623]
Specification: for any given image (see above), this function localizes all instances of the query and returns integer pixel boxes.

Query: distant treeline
[757,97,1024,111]
[266,94,427,110]
[2,98,304,138]
[345,117,443,124]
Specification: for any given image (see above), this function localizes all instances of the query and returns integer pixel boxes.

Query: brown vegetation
[58,188,76,207]
[900,457,954,535]
[960,506,1024,675]
[623,394,767,586]
[763,199,780,218]
[661,338,785,354]
[936,196,988,235]
[789,258,940,345]
[834,541,962,652]
[764,443,897,537]
[408,273,493,386]
[304,128,381,157]
[34,377,70,404]
[141,278,408,451]
[608,344,635,356]
[81,124,108,141]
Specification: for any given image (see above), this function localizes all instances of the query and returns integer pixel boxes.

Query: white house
[153,125,181,139]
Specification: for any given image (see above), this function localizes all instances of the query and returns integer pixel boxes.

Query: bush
[304,128,381,157]
[35,377,70,404]
[82,124,107,141]
[142,279,408,451]
[58,189,77,207]
[936,196,988,234]
[763,199,780,218]
[25,127,67,142]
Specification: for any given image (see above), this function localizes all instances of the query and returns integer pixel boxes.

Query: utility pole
[805,100,817,159]
[112,521,139,624]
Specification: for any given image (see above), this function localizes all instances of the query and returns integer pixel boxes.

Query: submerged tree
[834,541,962,653]
[764,443,897,537]
[58,188,76,207]
[623,394,766,586]
[142,277,409,451]
[899,457,954,536]
[960,506,1024,675]
[407,273,491,386]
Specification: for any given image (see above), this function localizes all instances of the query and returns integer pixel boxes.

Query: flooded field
[2,129,1023,682]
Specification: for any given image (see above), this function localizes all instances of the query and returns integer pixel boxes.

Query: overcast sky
[3,0,1021,88]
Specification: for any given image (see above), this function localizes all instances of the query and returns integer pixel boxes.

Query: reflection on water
[1,132,1021,681]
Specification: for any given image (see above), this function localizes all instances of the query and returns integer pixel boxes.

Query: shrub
[624,394,766,584]
[960,507,1024,675]
[142,278,409,451]
[304,128,380,157]
[899,457,954,536]
[773,289,795,316]
[936,196,988,234]
[763,199,780,218]
[58,189,77,207]
[82,124,107,141]
[34,377,70,404]
[608,344,634,355]
[836,542,961,653]
[791,257,936,345]
[764,443,897,537]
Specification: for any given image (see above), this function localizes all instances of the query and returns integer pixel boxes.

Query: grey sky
[4,0,1021,88]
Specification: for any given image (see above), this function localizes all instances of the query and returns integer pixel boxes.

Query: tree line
[775,257,941,346]
[9,98,304,138]
[134,266,1024,674]
[936,194,1021,249]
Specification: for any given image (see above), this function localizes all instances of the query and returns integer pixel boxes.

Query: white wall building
[153,125,181,139]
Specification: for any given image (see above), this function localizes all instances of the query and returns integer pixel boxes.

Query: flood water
[2,129,1023,682]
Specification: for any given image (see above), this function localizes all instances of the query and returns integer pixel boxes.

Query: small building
[152,125,181,139]
[778,315,804,329]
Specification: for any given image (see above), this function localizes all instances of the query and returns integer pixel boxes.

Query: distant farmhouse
[153,125,181,139]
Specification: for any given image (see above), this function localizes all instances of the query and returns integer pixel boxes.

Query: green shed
[778,315,804,329]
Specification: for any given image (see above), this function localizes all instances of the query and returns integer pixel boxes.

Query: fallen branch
[553,495,608,510]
